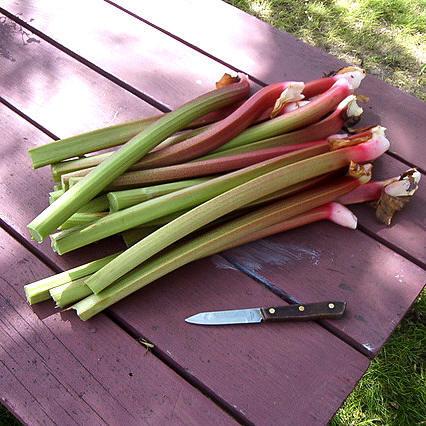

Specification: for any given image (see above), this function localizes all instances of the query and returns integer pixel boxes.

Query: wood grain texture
[0,0,246,111]
[110,255,369,425]
[0,228,234,425]
[0,103,124,269]
[117,0,426,170]
[223,222,426,357]
[0,12,158,139]
[0,5,423,265]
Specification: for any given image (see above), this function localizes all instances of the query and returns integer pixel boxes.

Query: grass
[331,292,426,425]
[227,0,426,101]
[0,405,20,426]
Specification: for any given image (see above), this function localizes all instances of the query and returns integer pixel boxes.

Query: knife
[185,301,346,325]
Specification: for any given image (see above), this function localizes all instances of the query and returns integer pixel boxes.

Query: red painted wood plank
[0,13,158,139]
[110,254,369,425]
[1,0,243,110]
[0,228,235,425]
[223,222,426,357]
[115,0,426,170]
[0,7,423,265]
[0,102,124,269]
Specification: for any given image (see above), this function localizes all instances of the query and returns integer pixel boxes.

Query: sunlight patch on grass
[228,0,426,100]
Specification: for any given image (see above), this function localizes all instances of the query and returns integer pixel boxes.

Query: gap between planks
[0,6,171,113]
[0,218,250,426]
[221,254,372,358]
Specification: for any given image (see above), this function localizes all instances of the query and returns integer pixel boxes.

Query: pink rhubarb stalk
[225,202,357,250]
[130,81,305,169]
[211,94,363,155]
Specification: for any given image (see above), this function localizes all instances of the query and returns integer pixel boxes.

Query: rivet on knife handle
[260,301,346,321]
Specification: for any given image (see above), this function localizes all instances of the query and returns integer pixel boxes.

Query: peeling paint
[222,239,321,274]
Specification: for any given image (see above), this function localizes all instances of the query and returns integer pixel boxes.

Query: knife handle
[260,301,346,321]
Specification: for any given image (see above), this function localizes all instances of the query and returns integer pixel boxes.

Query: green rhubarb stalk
[28,77,250,242]
[77,195,109,213]
[50,277,93,308]
[24,252,121,304]
[51,152,113,182]
[73,177,363,319]
[29,115,161,169]
[204,79,354,154]
[210,93,363,155]
[120,175,336,245]
[51,144,328,254]
[108,178,210,212]
[122,227,160,248]
[63,141,328,189]
[85,132,387,294]
[43,199,358,308]
[53,180,358,309]
[49,189,64,204]
[50,126,209,181]
[59,212,108,230]
[29,102,233,170]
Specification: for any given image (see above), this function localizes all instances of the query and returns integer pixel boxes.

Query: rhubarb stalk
[51,143,331,254]
[28,76,250,242]
[85,131,387,294]
[74,178,363,319]
[108,178,210,212]
[24,252,121,304]
[210,94,363,155]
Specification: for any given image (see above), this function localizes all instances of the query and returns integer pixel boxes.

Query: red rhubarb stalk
[224,202,357,250]
[303,66,366,98]
[132,81,305,169]
[211,92,363,155]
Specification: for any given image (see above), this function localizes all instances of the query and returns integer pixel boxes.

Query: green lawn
[1,1,424,424]
[228,0,426,101]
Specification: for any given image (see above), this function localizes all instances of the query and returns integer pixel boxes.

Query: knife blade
[185,301,346,325]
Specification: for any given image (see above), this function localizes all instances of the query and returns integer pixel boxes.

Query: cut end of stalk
[270,82,305,118]
[24,285,49,305]
[328,202,358,229]
[27,224,44,243]
[335,95,363,128]
[349,129,390,162]
[107,193,120,213]
[328,126,373,151]
[334,66,366,90]
[348,161,373,183]
[375,169,421,225]
[346,97,363,119]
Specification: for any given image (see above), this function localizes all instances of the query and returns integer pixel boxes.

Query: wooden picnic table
[0,0,424,424]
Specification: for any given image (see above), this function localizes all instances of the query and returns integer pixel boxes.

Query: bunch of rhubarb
[24,68,420,320]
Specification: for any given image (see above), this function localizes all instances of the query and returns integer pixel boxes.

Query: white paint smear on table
[214,239,321,274]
